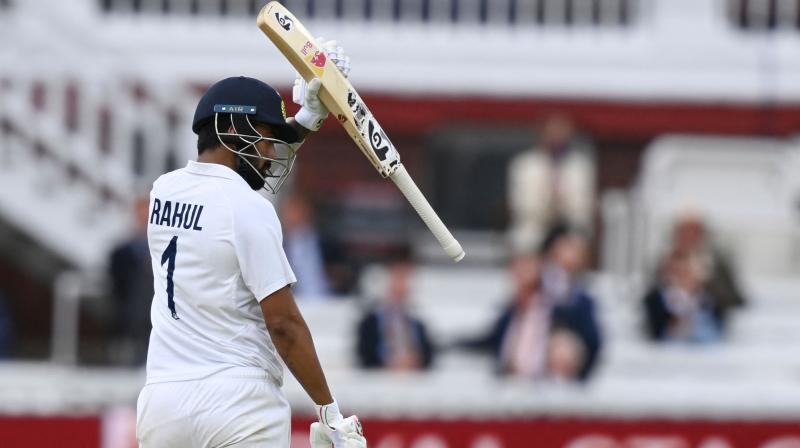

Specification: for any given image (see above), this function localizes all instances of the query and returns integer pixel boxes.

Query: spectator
[108,196,153,365]
[507,113,595,254]
[460,226,602,382]
[643,212,746,343]
[539,225,602,381]
[0,289,12,358]
[671,211,746,318]
[356,250,434,371]
[497,253,552,378]
[458,254,553,378]
[281,193,330,298]
[644,250,720,343]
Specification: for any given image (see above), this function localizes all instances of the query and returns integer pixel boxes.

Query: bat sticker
[364,119,400,173]
[348,91,367,131]
[275,12,293,31]
[346,89,400,175]
[310,51,326,68]
[368,120,391,161]
[302,46,326,76]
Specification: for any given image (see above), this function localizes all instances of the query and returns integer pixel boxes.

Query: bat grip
[389,164,465,262]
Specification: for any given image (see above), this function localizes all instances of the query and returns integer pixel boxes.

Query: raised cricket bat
[257,1,465,262]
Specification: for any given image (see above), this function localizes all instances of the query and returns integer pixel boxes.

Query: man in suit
[356,250,434,371]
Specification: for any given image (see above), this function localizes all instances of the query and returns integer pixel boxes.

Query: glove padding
[310,416,366,448]
[293,37,351,132]
[293,78,326,132]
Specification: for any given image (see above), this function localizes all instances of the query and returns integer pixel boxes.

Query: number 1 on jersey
[161,236,180,320]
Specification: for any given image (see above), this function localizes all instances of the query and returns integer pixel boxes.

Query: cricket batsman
[135,39,366,447]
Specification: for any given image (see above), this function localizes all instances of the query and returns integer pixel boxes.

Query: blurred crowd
[456,226,601,382]
[0,112,748,386]
[338,112,744,383]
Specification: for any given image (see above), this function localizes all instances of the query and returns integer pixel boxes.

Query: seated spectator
[672,211,746,321]
[280,193,330,298]
[460,226,602,382]
[507,113,595,254]
[644,250,721,343]
[356,250,434,371]
[108,196,153,366]
[540,225,602,381]
[643,212,746,343]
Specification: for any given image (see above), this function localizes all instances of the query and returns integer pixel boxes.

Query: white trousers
[136,368,290,447]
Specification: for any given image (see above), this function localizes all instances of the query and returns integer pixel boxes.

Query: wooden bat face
[257,2,401,178]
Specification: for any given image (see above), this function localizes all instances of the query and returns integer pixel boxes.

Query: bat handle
[389,164,465,262]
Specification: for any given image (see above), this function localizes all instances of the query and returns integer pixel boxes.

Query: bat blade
[257,3,397,177]
[257,1,465,262]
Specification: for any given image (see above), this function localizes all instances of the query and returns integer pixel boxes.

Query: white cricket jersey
[144,160,296,385]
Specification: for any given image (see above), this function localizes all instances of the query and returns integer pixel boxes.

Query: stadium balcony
[2,0,799,269]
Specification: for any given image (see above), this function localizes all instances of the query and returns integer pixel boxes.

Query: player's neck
[198,146,237,171]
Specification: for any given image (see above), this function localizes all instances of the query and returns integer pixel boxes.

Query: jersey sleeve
[232,197,297,302]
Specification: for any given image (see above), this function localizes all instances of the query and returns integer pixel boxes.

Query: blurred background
[1,0,800,446]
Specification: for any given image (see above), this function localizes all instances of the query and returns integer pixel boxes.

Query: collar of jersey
[185,160,248,188]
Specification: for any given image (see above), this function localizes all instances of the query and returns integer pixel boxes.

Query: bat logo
[310,51,326,68]
[302,48,326,76]
[274,12,293,31]
[368,120,391,161]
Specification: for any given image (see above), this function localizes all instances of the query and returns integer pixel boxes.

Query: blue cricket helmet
[192,76,299,143]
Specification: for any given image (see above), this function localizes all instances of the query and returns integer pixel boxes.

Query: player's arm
[287,117,314,141]
[260,285,333,405]
[260,287,366,448]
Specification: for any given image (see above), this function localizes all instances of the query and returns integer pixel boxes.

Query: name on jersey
[150,198,204,231]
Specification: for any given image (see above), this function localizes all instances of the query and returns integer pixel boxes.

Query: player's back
[144,161,294,385]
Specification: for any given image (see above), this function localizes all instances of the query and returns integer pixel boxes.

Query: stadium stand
[1,0,800,446]
[3,267,800,420]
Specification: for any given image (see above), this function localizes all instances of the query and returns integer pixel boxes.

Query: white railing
[727,0,800,31]
[50,271,109,364]
[9,0,800,102]
[94,0,800,32]
[99,0,640,27]
[0,66,199,269]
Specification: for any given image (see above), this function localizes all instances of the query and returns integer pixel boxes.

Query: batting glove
[311,401,367,448]
[318,38,351,77]
[293,37,350,132]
